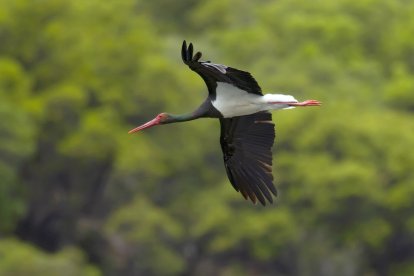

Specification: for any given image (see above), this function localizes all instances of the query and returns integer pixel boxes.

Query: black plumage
[182,41,263,99]
[181,40,278,205]
[220,112,276,205]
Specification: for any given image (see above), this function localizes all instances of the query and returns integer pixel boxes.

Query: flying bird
[129,41,321,206]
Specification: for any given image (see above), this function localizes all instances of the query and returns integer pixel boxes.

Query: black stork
[129,41,321,206]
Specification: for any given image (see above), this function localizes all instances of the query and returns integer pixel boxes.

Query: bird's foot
[288,100,321,107]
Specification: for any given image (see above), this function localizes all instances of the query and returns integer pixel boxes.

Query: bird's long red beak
[128,117,161,134]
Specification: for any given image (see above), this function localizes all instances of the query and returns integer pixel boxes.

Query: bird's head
[128,113,174,134]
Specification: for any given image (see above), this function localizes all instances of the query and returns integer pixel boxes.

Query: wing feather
[181,40,263,97]
[219,112,277,206]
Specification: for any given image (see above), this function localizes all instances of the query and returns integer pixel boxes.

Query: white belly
[212,82,263,117]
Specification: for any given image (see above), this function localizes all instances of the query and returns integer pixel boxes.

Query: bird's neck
[167,110,204,123]
[167,99,215,123]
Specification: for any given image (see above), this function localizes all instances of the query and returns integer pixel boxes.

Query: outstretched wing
[219,112,277,206]
[181,40,263,97]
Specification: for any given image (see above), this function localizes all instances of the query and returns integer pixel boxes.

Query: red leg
[287,100,321,107]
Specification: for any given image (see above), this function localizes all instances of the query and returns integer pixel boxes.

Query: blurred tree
[0,58,35,233]
[1,0,414,275]
[0,239,100,276]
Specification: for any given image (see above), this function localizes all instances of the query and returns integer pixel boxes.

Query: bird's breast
[212,82,264,118]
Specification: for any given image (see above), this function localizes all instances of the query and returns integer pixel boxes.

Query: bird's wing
[181,40,263,96]
[219,111,277,206]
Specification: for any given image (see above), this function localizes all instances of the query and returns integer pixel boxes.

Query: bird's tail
[263,94,298,110]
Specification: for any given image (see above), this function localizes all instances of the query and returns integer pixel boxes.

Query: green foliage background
[1,0,414,275]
